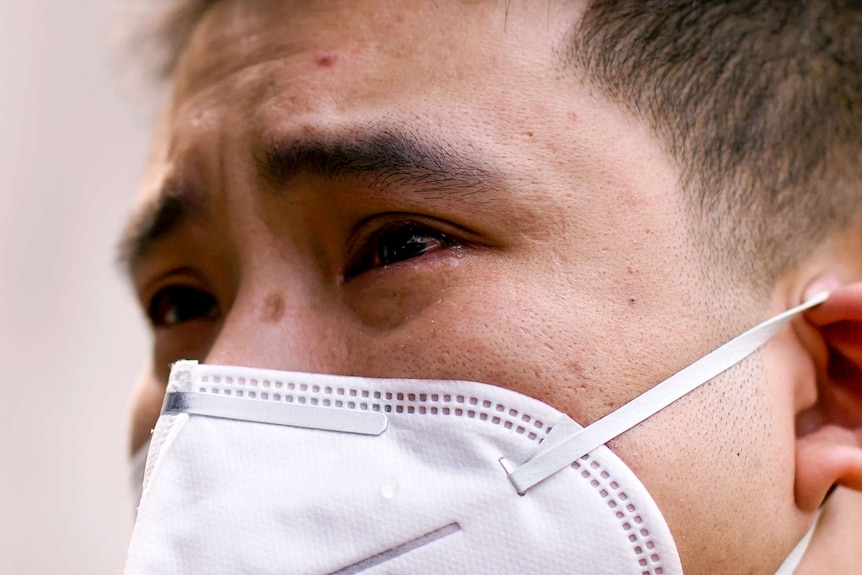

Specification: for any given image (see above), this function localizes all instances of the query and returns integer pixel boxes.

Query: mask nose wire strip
[507,291,830,494]
[162,392,388,436]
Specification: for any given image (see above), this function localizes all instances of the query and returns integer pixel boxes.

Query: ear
[794,282,862,512]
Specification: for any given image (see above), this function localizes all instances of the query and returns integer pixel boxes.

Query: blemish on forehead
[261,292,286,323]
[314,51,338,68]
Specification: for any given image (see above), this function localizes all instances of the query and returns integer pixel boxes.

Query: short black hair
[568,0,862,284]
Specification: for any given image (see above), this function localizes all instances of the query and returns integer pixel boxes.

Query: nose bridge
[205,278,344,374]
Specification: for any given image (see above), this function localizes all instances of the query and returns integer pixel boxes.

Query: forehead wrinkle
[174,0,353,106]
[174,0,549,118]
[254,124,498,204]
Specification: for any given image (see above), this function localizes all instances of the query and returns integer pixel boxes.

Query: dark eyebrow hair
[118,186,204,273]
[256,126,495,200]
[119,125,497,274]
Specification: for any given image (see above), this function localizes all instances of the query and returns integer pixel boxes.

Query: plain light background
[0,1,153,572]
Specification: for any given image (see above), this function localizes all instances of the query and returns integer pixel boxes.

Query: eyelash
[146,285,221,328]
[141,219,462,327]
[344,219,461,280]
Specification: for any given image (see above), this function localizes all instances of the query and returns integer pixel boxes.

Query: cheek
[343,253,465,330]
[129,372,168,455]
[343,258,630,426]
[611,358,804,574]
[132,321,224,455]
[152,319,223,381]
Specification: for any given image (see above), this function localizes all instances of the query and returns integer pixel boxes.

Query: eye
[146,285,221,328]
[345,221,459,279]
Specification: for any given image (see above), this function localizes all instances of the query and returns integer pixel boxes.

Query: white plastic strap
[507,291,829,494]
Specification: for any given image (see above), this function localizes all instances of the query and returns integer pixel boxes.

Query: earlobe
[795,424,862,511]
[794,282,862,512]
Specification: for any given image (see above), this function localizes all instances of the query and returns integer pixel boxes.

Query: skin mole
[261,292,286,323]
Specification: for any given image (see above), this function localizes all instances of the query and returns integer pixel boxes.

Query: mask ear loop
[506,291,830,495]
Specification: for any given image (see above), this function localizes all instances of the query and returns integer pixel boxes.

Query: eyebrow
[256,125,495,199]
[119,125,496,273]
[118,185,204,273]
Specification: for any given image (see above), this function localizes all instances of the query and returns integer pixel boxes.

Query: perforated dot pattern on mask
[192,371,670,573]
[574,457,665,575]
[197,373,552,441]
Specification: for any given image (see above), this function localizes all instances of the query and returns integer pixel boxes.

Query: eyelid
[136,267,214,315]
[346,213,479,256]
[343,215,472,281]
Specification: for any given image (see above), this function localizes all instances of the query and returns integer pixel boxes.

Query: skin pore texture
[124,1,862,573]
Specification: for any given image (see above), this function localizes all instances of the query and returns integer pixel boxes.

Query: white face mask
[126,293,827,575]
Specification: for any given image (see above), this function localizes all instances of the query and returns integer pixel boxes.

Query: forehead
[164,1,583,148]
[175,0,574,100]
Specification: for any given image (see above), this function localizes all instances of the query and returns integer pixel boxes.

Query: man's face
[126,1,808,572]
